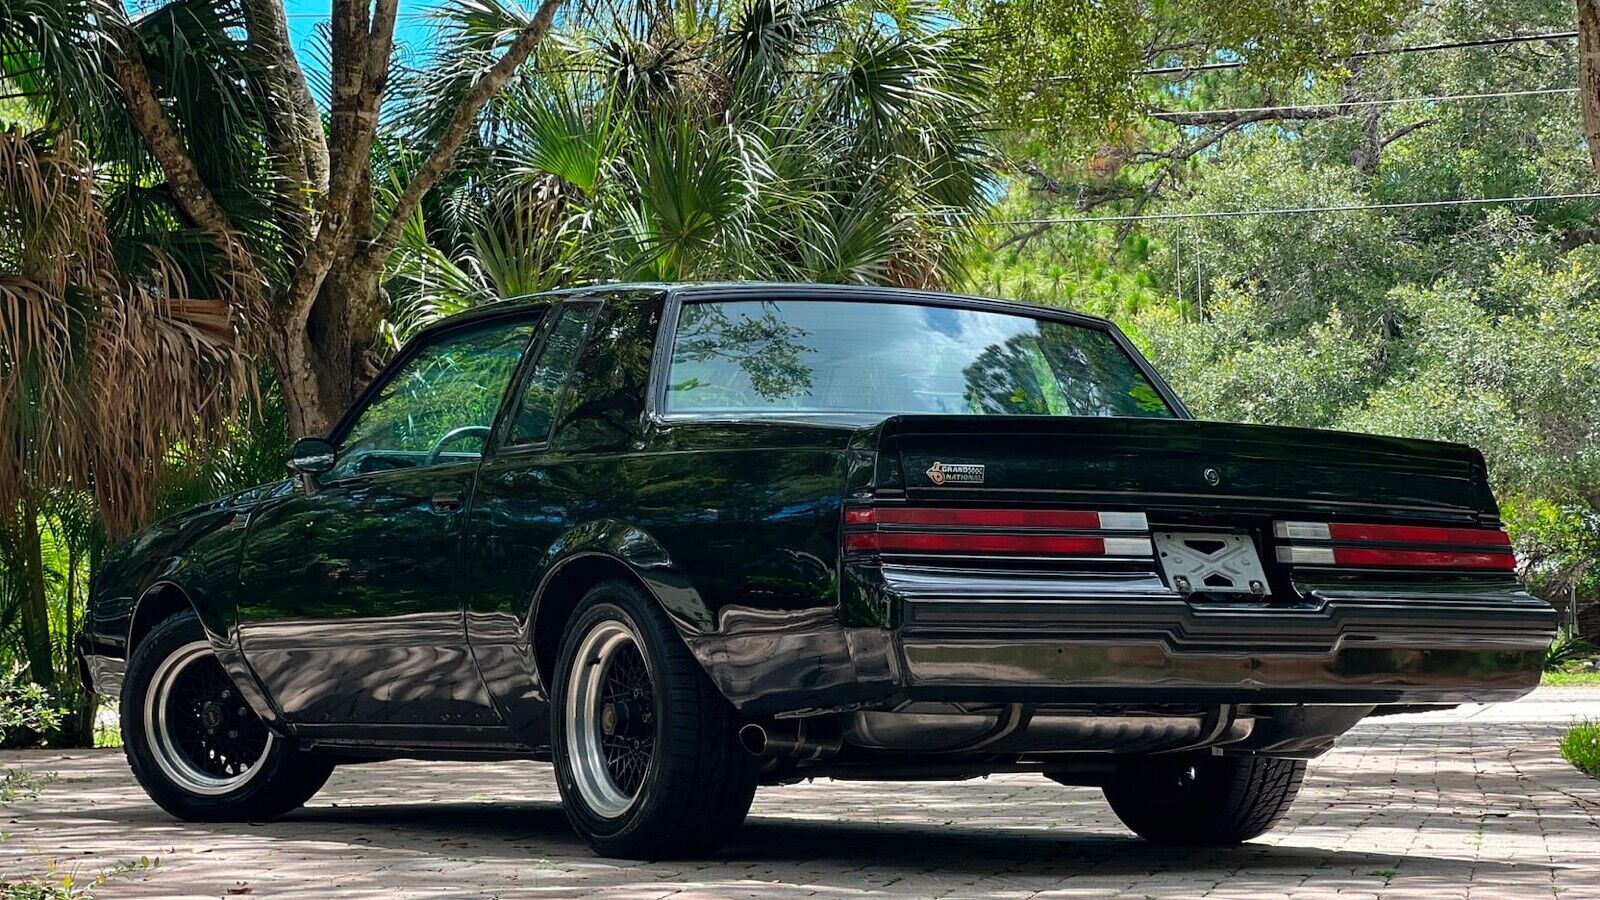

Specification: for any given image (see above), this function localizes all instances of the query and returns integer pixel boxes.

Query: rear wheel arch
[533,554,653,693]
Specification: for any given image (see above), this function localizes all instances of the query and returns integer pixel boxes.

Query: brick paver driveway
[4,688,1597,899]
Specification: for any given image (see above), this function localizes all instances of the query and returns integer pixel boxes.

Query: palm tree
[387,0,996,338]
[0,1,255,695]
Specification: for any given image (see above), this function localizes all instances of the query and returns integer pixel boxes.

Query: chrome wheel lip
[564,618,655,820]
[143,640,274,797]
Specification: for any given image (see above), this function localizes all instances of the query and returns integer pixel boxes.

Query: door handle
[430,490,465,514]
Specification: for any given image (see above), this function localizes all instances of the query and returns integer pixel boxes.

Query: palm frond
[0,128,251,537]
[0,0,117,129]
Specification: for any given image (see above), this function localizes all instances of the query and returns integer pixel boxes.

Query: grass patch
[1560,722,1600,779]
[0,769,53,803]
[1542,670,1600,687]
[0,857,157,899]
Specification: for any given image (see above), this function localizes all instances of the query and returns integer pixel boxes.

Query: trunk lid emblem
[926,461,985,486]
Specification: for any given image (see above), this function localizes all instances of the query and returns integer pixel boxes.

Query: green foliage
[0,857,158,900]
[0,668,77,814]
[0,668,62,748]
[387,0,996,338]
[1543,670,1600,687]
[0,767,52,803]
[152,381,290,522]
[975,0,1600,611]
[1561,722,1600,779]
[1546,629,1599,672]
[952,0,1411,149]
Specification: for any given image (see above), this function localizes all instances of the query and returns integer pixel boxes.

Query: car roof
[414,282,1119,337]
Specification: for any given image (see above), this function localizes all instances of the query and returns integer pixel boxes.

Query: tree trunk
[281,264,388,436]
[14,500,55,688]
[1582,0,1600,180]
[114,0,569,440]
[272,177,391,437]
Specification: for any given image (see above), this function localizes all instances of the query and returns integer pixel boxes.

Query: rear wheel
[122,611,332,821]
[551,580,758,859]
[1103,754,1305,845]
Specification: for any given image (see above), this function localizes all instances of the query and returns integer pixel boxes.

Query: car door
[463,301,602,736]
[236,310,543,729]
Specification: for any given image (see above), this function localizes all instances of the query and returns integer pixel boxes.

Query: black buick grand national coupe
[78,283,1556,858]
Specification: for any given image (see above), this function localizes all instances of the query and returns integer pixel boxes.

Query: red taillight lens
[846,532,1113,555]
[1273,520,1515,571]
[1326,522,1511,548]
[844,506,1151,558]
[1330,547,1516,570]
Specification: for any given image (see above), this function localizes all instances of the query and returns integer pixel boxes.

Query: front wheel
[122,611,332,821]
[551,580,758,859]
[1102,754,1306,845]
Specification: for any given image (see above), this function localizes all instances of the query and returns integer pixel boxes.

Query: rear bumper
[897,591,1554,705]
[692,585,1556,714]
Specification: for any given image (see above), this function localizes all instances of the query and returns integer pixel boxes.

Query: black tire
[551,580,759,859]
[1103,754,1306,845]
[122,610,333,822]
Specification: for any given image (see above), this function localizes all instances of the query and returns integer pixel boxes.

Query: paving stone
[1,689,1596,898]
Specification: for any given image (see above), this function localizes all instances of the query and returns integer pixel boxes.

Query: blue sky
[280,0,442,78]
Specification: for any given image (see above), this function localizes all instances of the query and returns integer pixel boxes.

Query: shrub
[1560,722,1600,779]
[1545,628,1598,672]
[0,666,65,748]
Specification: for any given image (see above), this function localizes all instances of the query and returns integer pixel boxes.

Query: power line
[991,192,1600,227]
[282,12,439,19]
[1148,87,1578,121]
[1045,30,1581,81]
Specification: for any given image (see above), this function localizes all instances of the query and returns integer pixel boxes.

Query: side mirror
[287,437,336,493]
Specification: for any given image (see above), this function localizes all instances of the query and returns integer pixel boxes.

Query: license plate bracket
[1153,531,1270,596]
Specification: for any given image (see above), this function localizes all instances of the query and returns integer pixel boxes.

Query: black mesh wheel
[123,610,333,822]
[551,580,759,859]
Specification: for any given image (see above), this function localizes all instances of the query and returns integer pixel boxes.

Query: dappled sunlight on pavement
[2,689,1596,898]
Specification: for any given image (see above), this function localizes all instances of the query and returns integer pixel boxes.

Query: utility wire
[1043,30,1582,81]
[1148,87,1578,120]
[990,192,1600,227]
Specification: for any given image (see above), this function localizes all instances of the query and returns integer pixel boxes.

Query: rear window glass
[664,299,1173,419]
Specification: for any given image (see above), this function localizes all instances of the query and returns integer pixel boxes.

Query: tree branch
[367,0,567,261]
[242,0,329,243]
[1579,0,1600,180]
[107,21,268,311]
[1148,104,1347,127]
[995,221,1050,252]
[1009,158,1141,209]
[1558,225,1600,252]
[1378,117,1436,149]
[281,0,400,328]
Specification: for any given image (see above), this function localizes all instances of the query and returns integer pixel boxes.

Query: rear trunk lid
[842,416,1516,608]
[863,415,1496,524]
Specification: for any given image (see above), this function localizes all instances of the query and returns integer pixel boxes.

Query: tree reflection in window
[664,299,1173,419]
[962,330,1171,417]
[669,302,816,404]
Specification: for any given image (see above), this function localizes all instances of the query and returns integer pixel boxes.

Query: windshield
[664,299,1174,419]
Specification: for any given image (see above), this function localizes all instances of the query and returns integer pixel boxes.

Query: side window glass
[510,304,598,445]
[552,298,661,453]
[331,318,538,479]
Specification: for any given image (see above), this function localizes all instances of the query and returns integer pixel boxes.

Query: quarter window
[330,317,539,479]
[510,304,599,445]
